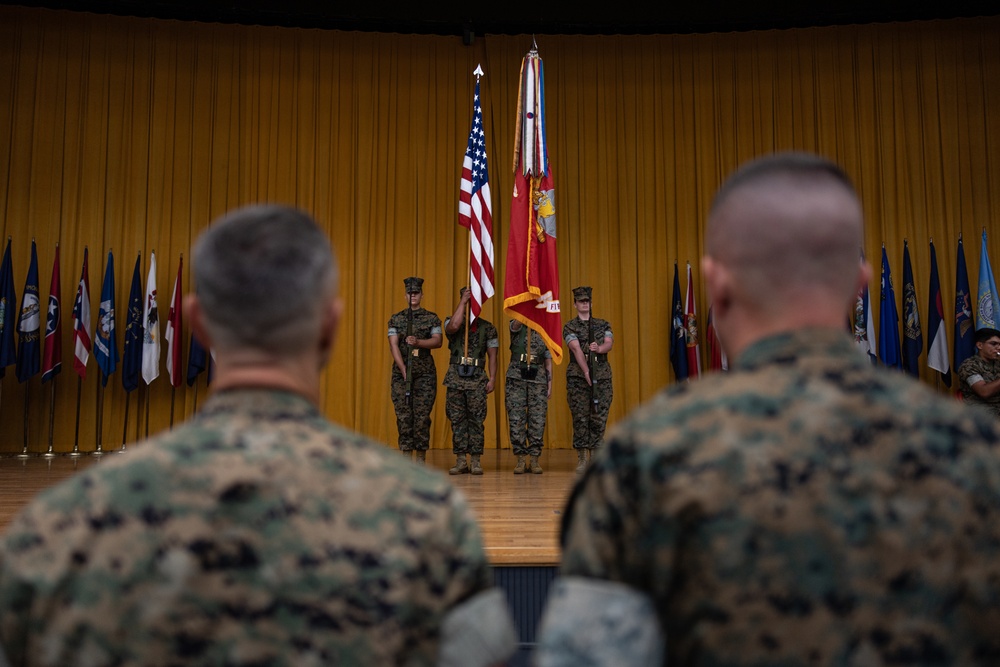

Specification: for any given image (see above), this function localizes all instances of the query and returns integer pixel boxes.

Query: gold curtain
[1,7,999,453]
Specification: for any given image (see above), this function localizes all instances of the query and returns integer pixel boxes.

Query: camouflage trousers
[505,377,548,456]
[566,376,612,450]
[445,386,488,455]
[391,369,437,451]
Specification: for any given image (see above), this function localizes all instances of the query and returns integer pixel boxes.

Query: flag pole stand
[67,375,85,457]
[14,383,34,458]
[93,376,105,457]
[120,391,130,453]
[42,377,58,458]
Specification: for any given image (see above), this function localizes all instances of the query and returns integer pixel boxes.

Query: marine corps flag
[503,46,562,365]
[669,263,688,382]
[954,235,974,372]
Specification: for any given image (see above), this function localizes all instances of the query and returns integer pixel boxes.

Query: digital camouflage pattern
[558,329,1000,666]
[957,353,1000,417]
[505,322,552,456]
[388,306,442,451]
[443,317,498,456]
[0,389,494,667]
[563,316,613,450]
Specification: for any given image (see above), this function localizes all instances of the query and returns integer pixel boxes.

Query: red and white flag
[164,257,183,387]
[503,49,563,364]
[458,67,495,323]
[142,251,160,385]
[71,248,91,379]
[684,262,701,378]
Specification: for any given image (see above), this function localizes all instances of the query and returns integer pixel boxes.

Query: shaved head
[707,153,863,313]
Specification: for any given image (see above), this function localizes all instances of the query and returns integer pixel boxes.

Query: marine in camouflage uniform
[563,286,613,473]
[0,206,516,667]
[536,154,1000,666]
[388,277,443,461]
[443,287,499,476]
[505,319,552,474]
[956,327,1000,417]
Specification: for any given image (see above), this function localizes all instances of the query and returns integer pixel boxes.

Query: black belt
[409,348,430,358]
[450,357,484,367]
[587,353,608,362]
[518,353,540,364]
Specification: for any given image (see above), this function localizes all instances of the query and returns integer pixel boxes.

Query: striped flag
[142,251,160,385]
[684,262,701,378]
[164,257,183,387]
[458,69,494,323]
[926,240,950,386]
[71,248,92,379]
[41,244,61,383]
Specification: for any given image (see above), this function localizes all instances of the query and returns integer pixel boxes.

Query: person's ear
[702,256,732,319]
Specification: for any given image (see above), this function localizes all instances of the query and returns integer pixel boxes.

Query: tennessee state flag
[503,47,563,364]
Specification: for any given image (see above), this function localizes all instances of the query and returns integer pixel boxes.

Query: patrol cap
[572,286,592,301]
[404,277,424,293]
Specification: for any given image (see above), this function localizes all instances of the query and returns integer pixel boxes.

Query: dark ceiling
[5,0,999,36]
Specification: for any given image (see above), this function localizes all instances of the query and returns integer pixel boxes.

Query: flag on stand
[954,236,974,371]
[41,244,61,383]
[926,240,950,386]
[458,69,495,323]
[71,248,92,379]
[121,254,143,393]
[503,47,563,364]
[164,257,183,388]
[186,333,207,386]
[15,240,40,383]
[853,249,877,364]
[94,251,119,386]
[901,241,922,377]
[670,263,688,382]
[878,245,902,369]
[706,303,727,372]
[976,229,1000,330]
[0,237,17,378]
[684,262,701,378]
[142,251,160,385]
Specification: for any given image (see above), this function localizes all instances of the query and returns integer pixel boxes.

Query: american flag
[458,71,495,323]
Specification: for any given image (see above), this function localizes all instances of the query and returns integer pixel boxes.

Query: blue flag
[186,333,208,386]
[976,229,1000,331]
[670,263,689,382]
[878,246,902,369]
[15,240,41,383]
[94,251,120,387]
[121,254,143,393]
[901,241,922,376]
[0,237,16,378]
[954,236,975,370]
[926,240,951,387]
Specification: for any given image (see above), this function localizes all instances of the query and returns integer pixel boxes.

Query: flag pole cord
[43,378,57,458]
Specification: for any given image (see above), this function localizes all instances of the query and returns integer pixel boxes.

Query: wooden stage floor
[0,448,580,567]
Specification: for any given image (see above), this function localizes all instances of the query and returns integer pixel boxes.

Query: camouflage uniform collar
[198,388,321,420]
[737,329,859,371]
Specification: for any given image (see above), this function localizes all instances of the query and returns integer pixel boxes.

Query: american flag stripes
[458,72,495,323]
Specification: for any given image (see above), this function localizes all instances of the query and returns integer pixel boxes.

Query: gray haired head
[192,205,338,355]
